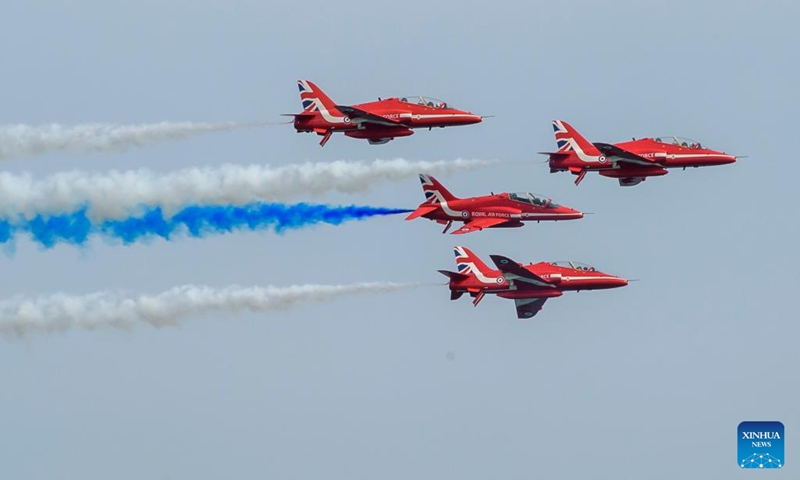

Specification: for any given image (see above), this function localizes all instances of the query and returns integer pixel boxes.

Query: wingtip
[488,254,512,267]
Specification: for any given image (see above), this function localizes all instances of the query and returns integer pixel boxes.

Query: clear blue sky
[0,1,797,478]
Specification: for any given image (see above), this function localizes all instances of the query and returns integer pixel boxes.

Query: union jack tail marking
[453,246,494,277]
[297,80,343,119]
[552,120,602,156]
[420,174,459,204]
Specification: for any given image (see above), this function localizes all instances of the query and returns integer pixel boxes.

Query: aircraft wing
[592,142,658,166]
[451,217,511,235]
[617,177,646,187]
[489,255,555,289]
[515,297,548,319]
[335,105,403,127]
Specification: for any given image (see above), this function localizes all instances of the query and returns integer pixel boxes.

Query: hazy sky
[1,1,798,478]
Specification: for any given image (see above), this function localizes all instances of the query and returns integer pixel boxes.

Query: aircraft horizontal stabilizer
[438,270,470,281]
[538,151,571,160]
[405,204,438,220]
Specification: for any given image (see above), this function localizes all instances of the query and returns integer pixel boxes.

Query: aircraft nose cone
[604,276,628,288]
[559,207,583,219]
[452,112,483,126]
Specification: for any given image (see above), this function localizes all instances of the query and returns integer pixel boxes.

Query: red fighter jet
[541,120,737,186]
[286,80,483,146]
[405,174,583,235]
[439,246,629,319]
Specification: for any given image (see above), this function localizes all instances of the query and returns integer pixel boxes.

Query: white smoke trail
[0,158,494,220]
[0,282,417,337]
[0,122,258,159]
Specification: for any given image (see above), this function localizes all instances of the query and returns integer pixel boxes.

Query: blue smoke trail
[0,203,411,248]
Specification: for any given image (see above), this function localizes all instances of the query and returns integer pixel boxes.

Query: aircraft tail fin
[552,120,602,156]
[453,246,494,278]
[297,79,343,116]
[419,174,459,204]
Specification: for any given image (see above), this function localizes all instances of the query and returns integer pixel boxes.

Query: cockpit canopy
[509,192,559,208]
[398,96,450,109]
[652,136,705,149]
[549,261,596,272]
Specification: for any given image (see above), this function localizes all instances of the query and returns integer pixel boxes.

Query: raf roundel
[598,155,607,164]
[461,210,470,219]
[496,277,505,284]
[343,116,351,124]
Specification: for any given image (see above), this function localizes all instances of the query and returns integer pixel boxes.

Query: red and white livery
[405,174,583,235]
[541,120,737,186]
[286,80,483,146]
[439,246,629,319]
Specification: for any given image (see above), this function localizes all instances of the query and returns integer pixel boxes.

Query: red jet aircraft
[439,246,629,319]
[405,174,583,235]
[541,120,737,186]
[286,80,483,146]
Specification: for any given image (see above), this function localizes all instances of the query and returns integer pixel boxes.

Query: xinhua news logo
[738,421,784,469]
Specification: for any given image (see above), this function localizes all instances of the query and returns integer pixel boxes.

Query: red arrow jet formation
[439,247,629,319]
[287,80,483,146]
[541,120,737,186]
[280,81,741,320]
[405,174,583,234]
